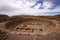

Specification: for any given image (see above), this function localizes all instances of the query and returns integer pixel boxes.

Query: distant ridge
[0,14,58,29]
[0,14,60,22]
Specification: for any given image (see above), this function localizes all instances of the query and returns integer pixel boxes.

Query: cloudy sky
[0,0,60,16]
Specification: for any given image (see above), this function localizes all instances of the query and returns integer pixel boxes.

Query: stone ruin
[11,20,56,35]
[0,15,60,40]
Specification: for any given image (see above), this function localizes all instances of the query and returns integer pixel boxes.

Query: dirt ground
[0,15,60,40]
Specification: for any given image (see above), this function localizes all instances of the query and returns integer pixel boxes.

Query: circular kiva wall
[13,20,56,35]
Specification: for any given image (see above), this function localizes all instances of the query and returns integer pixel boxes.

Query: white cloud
[34,3,41,9]
[43,1,54,10]
[0,0,60,16]
[52,6,60,12]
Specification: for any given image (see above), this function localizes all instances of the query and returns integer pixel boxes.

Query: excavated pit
[0,15,60,40]
[12,20,56,35]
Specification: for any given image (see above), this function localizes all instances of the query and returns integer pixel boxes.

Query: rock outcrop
[0,15,10,22]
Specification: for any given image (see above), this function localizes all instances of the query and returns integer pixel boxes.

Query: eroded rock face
[0,30,8,40]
